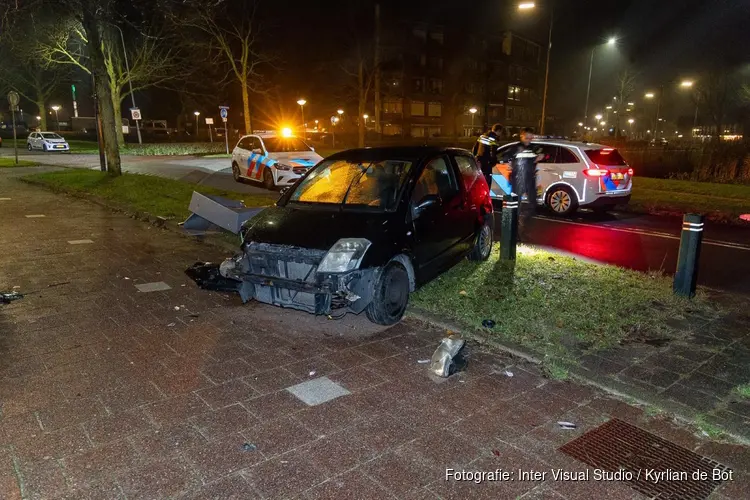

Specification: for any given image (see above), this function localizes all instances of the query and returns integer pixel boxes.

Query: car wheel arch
[543,181,581,205]
[389,253,416,292]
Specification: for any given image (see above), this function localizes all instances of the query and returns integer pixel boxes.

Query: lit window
[411,126,426,138]
[428,102,442,117]
[507,86,521,101]
[410,101,425,116]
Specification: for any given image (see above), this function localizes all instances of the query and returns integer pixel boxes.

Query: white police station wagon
[492,139,633,215]
[231,132,323,190]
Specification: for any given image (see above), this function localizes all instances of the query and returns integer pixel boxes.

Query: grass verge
[22,170,276,220]
[631,177,750,222]
[0,158,37,168]
[411,246,719,364]
[732,384,750,399]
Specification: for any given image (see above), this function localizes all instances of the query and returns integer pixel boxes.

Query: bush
[121,142,226,156]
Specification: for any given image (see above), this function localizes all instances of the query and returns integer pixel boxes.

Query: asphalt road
[6,148,750,294]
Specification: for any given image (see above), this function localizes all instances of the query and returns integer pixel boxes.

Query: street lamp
[680,80,694,88]
[469,107,478,133]
[678,81,699,139]
[51,105,61,131]
[577,122,583,127]
[600,121,606,126]
[594,114,603,121]
[645,92,655,99]
[194,111,200,138]
[314,119,319,130]
[518,2,553,134]
[297,99,307,139]
[584,36,617,123]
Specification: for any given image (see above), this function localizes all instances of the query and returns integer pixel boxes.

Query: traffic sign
[130,108,142,120]
[219,107,228,120]
[7,91,19,107]
[205,117,214,125]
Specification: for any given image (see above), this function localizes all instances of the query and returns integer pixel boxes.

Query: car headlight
[275,163,292,171]
[318,238,372,273]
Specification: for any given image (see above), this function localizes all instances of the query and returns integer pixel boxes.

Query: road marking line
[0,198,11,201]
[25,214,45,218]
[67,239,94,245]
[533,215,750,252]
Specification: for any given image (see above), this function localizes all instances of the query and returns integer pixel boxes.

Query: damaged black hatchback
[217,146,494,325]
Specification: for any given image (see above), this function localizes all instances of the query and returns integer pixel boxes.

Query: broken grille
[559,418,730,500]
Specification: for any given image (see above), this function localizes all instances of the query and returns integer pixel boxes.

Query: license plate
[55,145,64,149]
[611,173,624,180]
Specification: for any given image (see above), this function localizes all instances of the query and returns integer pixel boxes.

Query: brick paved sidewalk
[0,173,748,499]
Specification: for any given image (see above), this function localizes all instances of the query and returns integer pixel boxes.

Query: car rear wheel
[365,262,410,325]
[262,167,274,190]
[27,143,31,151]
[468,214,493,261]
[546,186,577,216]
[231,162,241,182]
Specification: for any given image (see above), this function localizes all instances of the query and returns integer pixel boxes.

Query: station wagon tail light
[583,167,608,177]
[627,167,634,176]
[318,238,372,273]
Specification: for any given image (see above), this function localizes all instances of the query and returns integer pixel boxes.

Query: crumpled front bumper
[218,242,378,316]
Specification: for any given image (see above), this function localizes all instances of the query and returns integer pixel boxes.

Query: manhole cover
[559,419,730,499]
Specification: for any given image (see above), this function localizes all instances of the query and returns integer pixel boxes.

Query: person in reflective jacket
[473,123,503,186]
[501,127,544,236]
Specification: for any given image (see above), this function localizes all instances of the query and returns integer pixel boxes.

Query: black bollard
[673,213,704,298]
[501,194,519,261]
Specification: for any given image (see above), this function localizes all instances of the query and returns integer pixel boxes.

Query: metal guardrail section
[181,191,266,235]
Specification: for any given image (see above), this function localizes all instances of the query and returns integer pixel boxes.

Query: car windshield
[585,148,627,166]
[41,133,62,140]
[289,158,413,210]
[263,137,312,153]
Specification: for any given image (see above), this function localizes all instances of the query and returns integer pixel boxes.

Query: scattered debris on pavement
[417,359,430,364]
[1,291,23,304]
[185,262,242,293]
[557,421,577,430]
[242,443,257,452]
[502,370,514,377]
[429,336,466,378]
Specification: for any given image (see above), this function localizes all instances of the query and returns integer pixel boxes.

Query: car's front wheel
[262,168,275,190]
[26,143,31,151]
[468,214,493,261]
[365,262,410,325]
[42,144,48,152]
[232,162,241,182]
[546,186,578,216]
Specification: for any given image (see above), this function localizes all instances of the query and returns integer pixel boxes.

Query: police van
[491,139,633,215]
[231,131,323,190]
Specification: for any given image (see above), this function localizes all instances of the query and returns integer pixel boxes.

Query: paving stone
[243,451,327,499]
[128,422,207,460]
[195,379,257,409]
[135,281,172,293]
[83,408,155,446]
[178,474,258,500]
[286,376,352,406]
[242,415,318,457]
[243,390,308,420]
[190,404,257,441]
[305,469,392,500]
[116,456,199,500]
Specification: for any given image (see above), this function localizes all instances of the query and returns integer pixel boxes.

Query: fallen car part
[557,421,577,430]
[1,291,23,304]
[181,192,266,235]
[429,336,466,378]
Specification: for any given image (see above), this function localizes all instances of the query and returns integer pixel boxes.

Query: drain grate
[559,419,730,499]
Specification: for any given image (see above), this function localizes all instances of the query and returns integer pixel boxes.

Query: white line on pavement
[533,215,750,252]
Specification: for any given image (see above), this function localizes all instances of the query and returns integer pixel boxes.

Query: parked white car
[492,139,633,215]
[231,133,323,189]
[27,132,70,152]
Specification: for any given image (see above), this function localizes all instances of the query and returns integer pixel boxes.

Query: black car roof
[325,146,471,163]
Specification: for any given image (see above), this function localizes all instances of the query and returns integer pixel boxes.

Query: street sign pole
[7,91,19,165]
[219,106,229,154]
[224,124,229,154]
[209,124,213,143]
[673,213,704,298]
[500,194,519,261]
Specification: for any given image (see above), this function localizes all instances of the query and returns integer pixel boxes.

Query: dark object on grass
[185,262,242,293]
[482,319,496,328]
[1,291,23,304]
[242,443,257,452]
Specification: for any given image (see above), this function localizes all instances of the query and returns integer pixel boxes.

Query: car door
[410,155,463,282]
[532,143,559,203]
[451,154,485,253]
[555,146,584,195]
[246,136,265,180]
[27,133,35,148]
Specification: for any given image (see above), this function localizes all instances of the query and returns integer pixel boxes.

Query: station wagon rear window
[584,148,627,166]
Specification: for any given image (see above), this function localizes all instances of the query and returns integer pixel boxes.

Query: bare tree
[0,19,70,131]
[178,1,273,135]
[37,18,182,145]
[613,69,637,138]
[695,68,731,142]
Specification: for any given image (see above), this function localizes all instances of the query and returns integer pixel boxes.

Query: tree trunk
[357,59,366,148]
[112,92,124,146]
[82,2,121,176]
[34,98,47,131]
[241,82,252,134]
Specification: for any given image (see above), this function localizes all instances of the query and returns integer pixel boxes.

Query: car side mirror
[412,194,440,218]
[310,146,315,152]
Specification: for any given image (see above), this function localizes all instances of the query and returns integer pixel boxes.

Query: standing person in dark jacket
[501,127,544,237]
[473,123,503,187]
